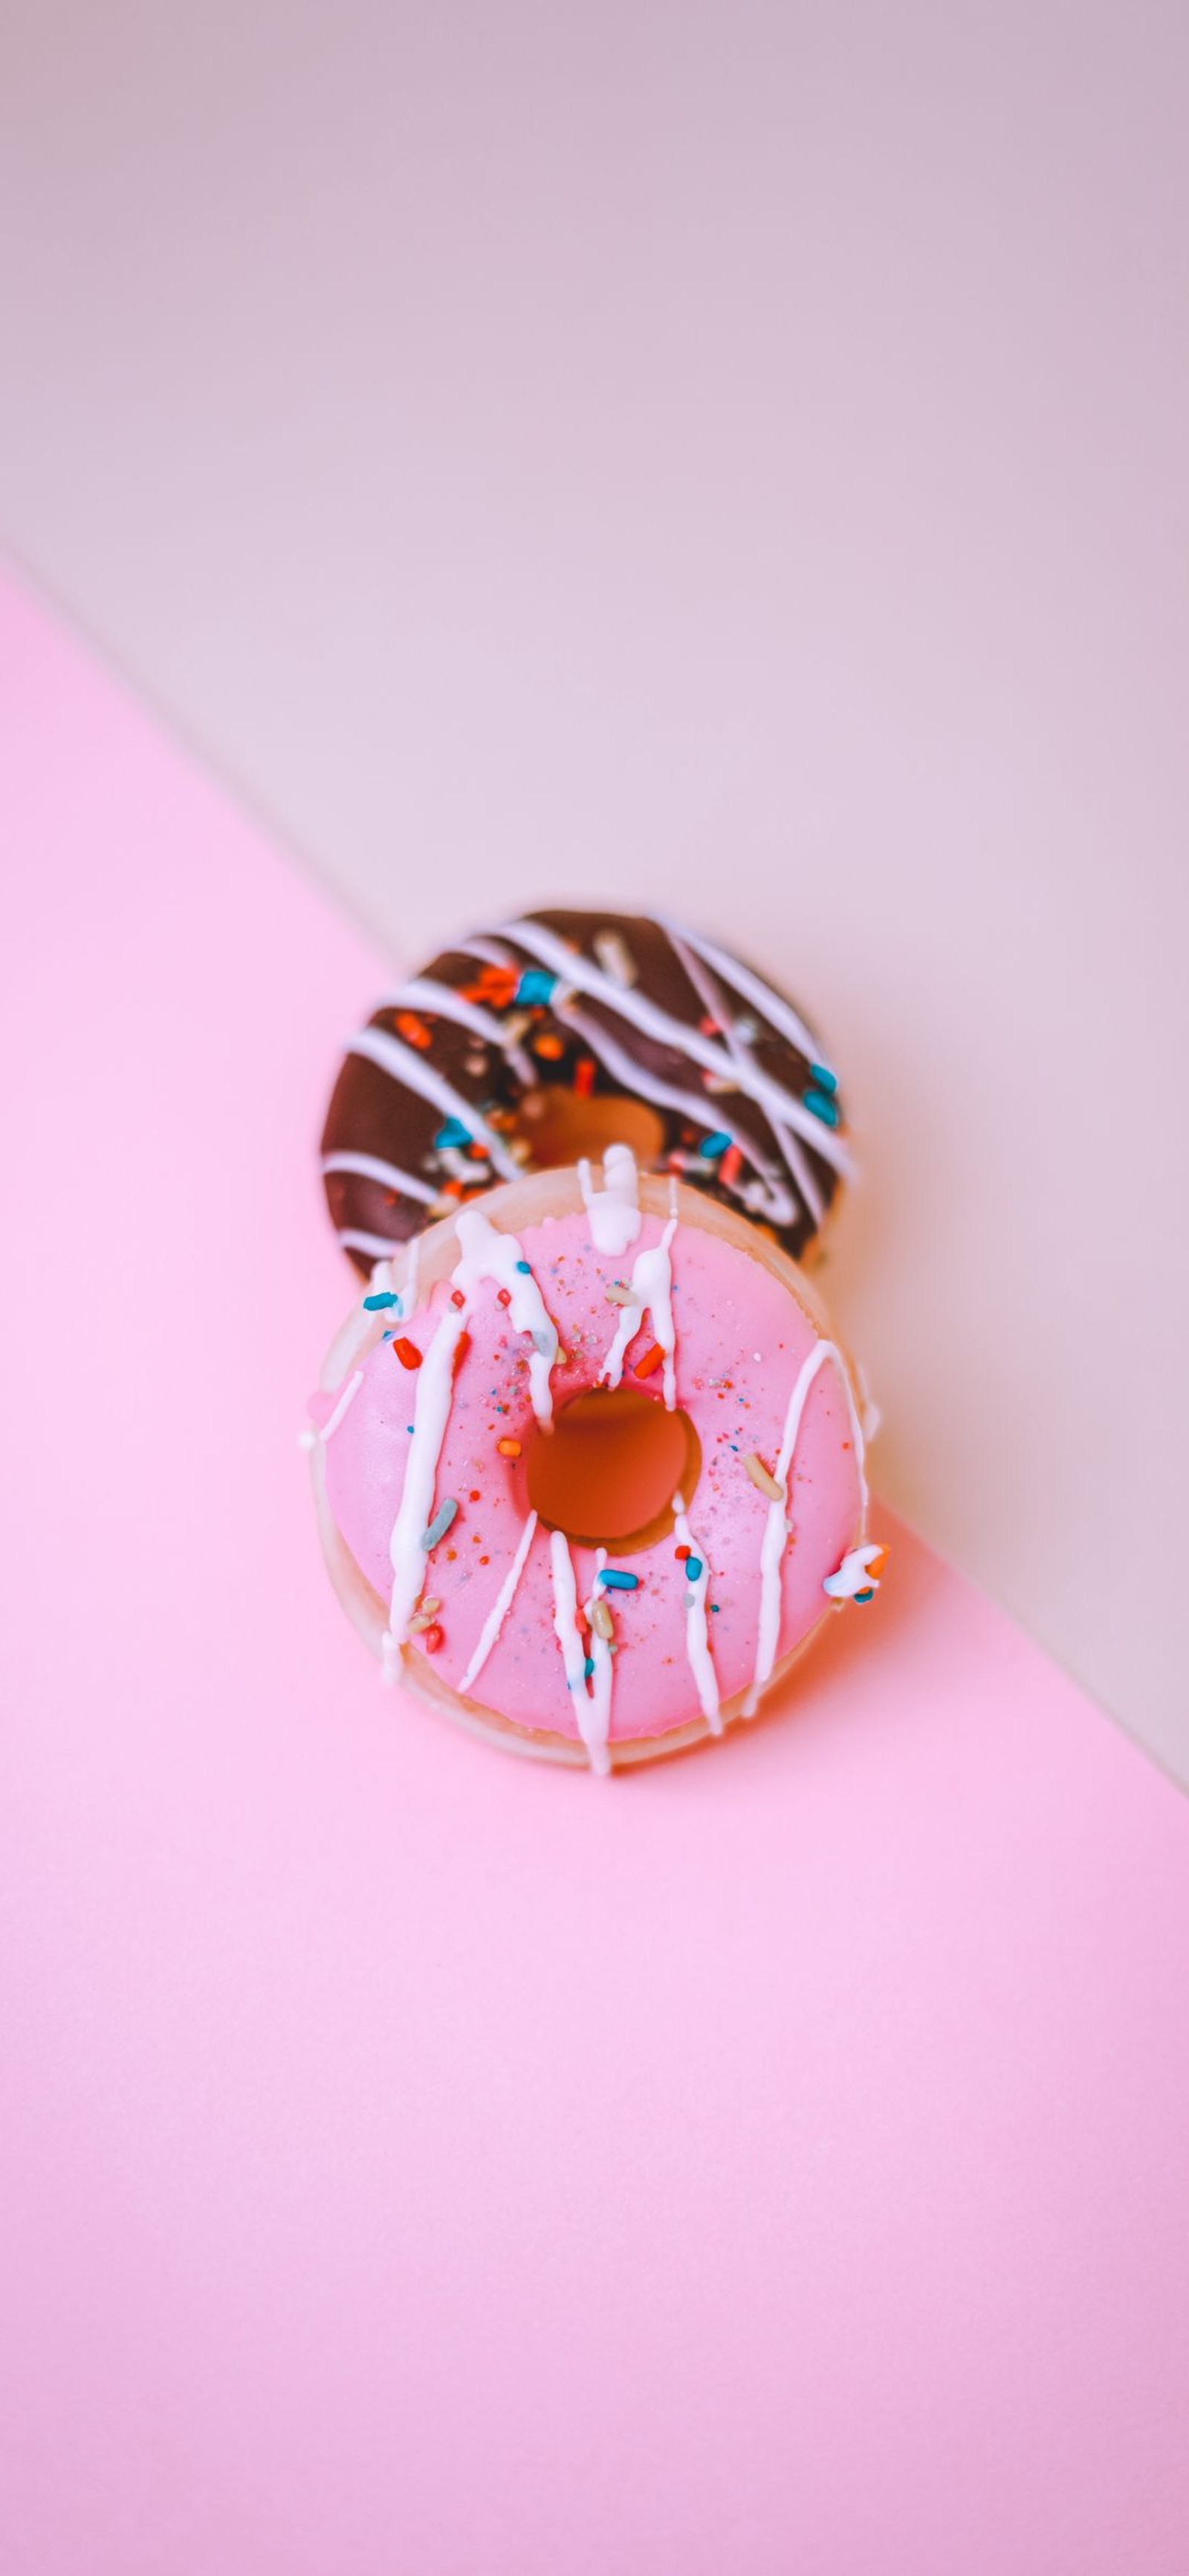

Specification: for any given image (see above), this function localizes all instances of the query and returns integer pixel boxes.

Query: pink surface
[3,571,1188,2575]
[321,1204,864,1740]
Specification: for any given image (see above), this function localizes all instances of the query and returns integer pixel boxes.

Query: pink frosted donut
[307,1158,883,1769]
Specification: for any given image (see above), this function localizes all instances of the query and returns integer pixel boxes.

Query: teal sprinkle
[363,1289,399,1311]
[684,1556,704,1583]
[710,1603,720,1614]
[516,967,557,1005]
[855,1586,875,1604]
[515,1259,532,1273]
[583,1655,595,1680]
[434,1117,472,1150]
[804,1088,840,1129]
[598,1568,639,1591]
[698,1131,732,1158]
[809,1063,838,1096]
[421,1498,459,1551]
[381,1329,394,1341]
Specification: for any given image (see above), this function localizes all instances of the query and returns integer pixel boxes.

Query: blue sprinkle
[598,1568,640,1591]
[515,1259,532,1273]
[421,1498,459,1551]
[684,1556,704,1583]
[809,1062,838,1096]
[583,1655,596,1679]
[381,1329,394,1341]
[516,967,557,1005]
[710,1603,720,1614]
[531,1328,555,1357]
[433,1117,472,1150]
[804,1088,840,1129]
[363,1288,399,1311]
[697,1131,732,1158]
[855,1586,875,1604]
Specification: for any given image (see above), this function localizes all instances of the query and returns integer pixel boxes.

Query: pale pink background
[4,577,1189,2570]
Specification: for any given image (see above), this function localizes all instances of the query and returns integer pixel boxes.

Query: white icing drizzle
[823,1542,885,1600]
[323,1146,438,1206]
[338,1225,418,1262]
[475,915,852,1173]
[551,995,798,1230]
[346,1024,521,1181]
[582,1548,615,1768]
[656,915,837,1081]
[577,1141,643,1254]
[743,1338,864,1716]
[452,1206,560,1425]
[384,1299,470,1656]
[401,1231,422,1320]
[548,1533,613,1774]
[672,1496,722,1730]
[659,921,826,1225]
[319,1368,364,1443]
[458,1510,540,1696]
[598,1215,679,1409]
[383,976,536,1087]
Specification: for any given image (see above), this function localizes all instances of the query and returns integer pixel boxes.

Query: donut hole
[517,1088,665,1172]
[525,1386,702,1554]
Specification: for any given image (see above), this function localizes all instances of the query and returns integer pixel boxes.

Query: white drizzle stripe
[320,1369,364,1442]
[661,926,826,1228]
[556,999,797,1229]
[386,1300,470,1654]
[658,915,836,1080]
[323,1148,438,1205]
[577,1141,643,1253]
[383,977,536,1086]
[339,1226,415,1260]
[743,1339,863,1716]
[454,935,517,970]
[402,1233,422,1319]
[582,1548,615,1770]
[458,1511,539,1696]
[346,1025,521,1181]
[673,1496,722,1730]
[823,1542,884,1600]
[598,1215,679,1410]
[452,1207,560,1424]
[480,915,852,1173]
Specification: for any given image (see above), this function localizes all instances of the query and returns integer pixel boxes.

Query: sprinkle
[698,1131,733,1159]
[720,1143,744,1188]
[574,1057,596,1097]
[744,1453,785,1502]
[434,1117,473,1150]
[516,967,558,1005]
[392,1337,423,1369]
[420,1597,441,1616]
[533,1031,565,1060]
[395,1011,432,1049]
[591,1598,615,1643]
[583,1655,596,1680]
[809,1063,838,1095]
[515,1259,532,1274]
[675,1544,691,1560]
[363,1289,399,1311]
[496,1287,512,1305]
[422,1623,444,1653]
[699,1013,721,1036]
[450,1289,466,1308]
[605,1281,635,1305]
[632,1342,664,1379]
[421,1499,459,1551]
[496,1437,522,1458]
[855,1589,875,1604]
[598,1568,640,1591]
[452,1331,471,1371]
[684,1556,704,1582]
[593,929,638,985]
[804,1087,840,1129]
[531,1328,555,1357]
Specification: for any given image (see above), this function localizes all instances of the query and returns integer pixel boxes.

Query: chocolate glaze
[320,908,849,1273]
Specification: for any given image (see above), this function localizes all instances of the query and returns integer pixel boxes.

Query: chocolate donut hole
[516,1087,665,1172]
[525,1386,702,1555]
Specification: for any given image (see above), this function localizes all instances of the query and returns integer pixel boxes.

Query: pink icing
[318,1208,864,1748]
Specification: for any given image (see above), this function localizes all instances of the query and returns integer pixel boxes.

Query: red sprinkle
[450,1289,466,1308]
[720,1143,744,1187]
[470,1489,482,1502]
[574,1057,596,1097]
[392,1337,422,1369]
[633,1341,664,1380]
[452,1331,471,1372]
[423,1623,444,1654]
[496,1287,512,1305]
[675,1544,691,1560]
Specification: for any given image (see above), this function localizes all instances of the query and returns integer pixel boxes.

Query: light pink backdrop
[4,576,1189,2572]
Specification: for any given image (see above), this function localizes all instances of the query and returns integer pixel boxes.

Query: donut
[305,1152,883,1771]
[320,908,852,1276]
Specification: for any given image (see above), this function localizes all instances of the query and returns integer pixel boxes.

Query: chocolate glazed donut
[320,909,852,1274]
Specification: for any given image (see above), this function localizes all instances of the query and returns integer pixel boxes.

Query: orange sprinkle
[392,1337,422,1369]
[395,1011,431,1049]
[574,1057,596,1097]
[633,1342,664,1380]
[442,1179,464,1200]
[496,1437,522,1459]
[675,1544,690,1560]
[533,1032,565,1060]
[452,1331,471,1372]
